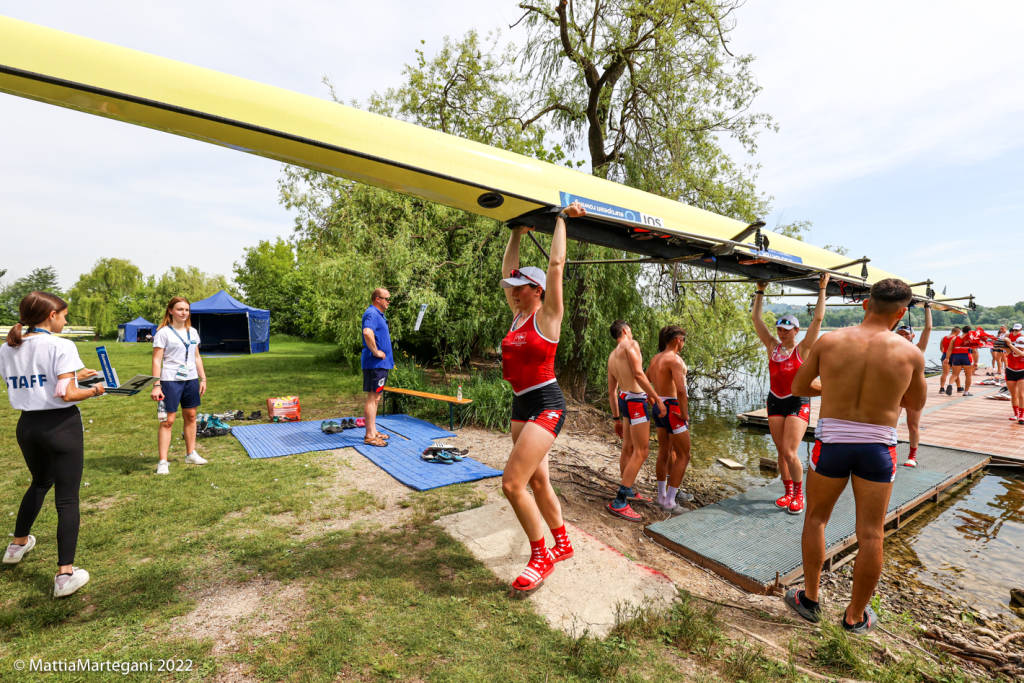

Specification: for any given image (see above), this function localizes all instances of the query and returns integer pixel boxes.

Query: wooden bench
[381,386,473,431]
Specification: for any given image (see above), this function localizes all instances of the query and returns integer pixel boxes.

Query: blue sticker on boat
[559,192,664,230]
[758,248,803,264]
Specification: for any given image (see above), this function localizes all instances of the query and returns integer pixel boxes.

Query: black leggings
[14,406,83,566]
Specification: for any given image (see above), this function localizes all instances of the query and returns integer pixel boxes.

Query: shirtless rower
[607,320,666,522]
[646,325,692,513]
[785,278,926,634]
[895,303,931,467]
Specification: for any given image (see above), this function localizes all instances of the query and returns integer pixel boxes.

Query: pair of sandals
[364,432,389,447]
[421,445,468,464]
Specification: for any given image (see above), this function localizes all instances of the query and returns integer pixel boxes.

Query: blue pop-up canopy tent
[117,316,156,343]
[189,290,270,354]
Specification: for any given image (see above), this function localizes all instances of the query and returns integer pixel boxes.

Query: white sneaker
[156,460,169,475]
[184,452,208,465]
[2,534,36,564]
[53,567,90,597]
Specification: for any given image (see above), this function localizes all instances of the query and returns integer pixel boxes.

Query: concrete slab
[436,501,677,638]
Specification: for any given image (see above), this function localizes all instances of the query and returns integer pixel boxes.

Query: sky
[1,1,1022,306]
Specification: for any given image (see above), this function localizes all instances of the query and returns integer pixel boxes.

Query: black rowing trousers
[14,405,83,566]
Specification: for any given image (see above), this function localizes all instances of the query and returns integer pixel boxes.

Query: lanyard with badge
[168,327,193,379]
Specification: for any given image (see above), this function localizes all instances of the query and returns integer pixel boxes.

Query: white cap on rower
[1014,337,1024,348]
[775,314,800,330]
[1013,323,1023,331]
[501,265,547,290]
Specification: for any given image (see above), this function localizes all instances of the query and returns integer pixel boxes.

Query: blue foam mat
[230,414,500,491]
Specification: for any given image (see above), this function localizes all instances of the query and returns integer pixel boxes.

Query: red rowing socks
[549,524,574,562]
[792,480,802,497]
[776,479,794,508]
[512,538,554,591]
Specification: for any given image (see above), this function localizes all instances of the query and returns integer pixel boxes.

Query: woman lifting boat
[499,201,585,593]
[752,273,829,514]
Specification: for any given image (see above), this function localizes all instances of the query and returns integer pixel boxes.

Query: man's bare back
[795,326,926,426]
[608,339,645,394]
[647,350,687,401]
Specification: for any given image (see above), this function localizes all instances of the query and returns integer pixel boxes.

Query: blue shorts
[162,378,201,413]
[363,368,389,393]
[617,393,649,425]
[652,398,688,434]
[949,353,971,367]
[810,440,896,483]
[940,352,946,362]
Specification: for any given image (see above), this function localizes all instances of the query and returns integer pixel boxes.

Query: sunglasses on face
[377,295,391,301]
[509,269,541,287]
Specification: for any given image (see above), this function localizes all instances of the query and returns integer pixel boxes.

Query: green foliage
[278,169,511,365]
[62,260,235,335]
[67,258,144,335]
[233,238,302,335]
[0,266,62,324]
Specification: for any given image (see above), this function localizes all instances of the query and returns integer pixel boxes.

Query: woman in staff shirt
[1,291,105,597]
[150,297,208,474]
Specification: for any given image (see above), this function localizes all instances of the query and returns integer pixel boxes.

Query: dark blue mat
[352,436,501,492]
[230,414,500,491]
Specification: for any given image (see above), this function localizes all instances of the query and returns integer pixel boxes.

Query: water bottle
[457,384,463,401]
[157,399,167,421]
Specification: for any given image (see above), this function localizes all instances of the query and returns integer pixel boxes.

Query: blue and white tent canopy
[190,290,270,354]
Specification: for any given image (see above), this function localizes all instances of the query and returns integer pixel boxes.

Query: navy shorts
[1006,368,1024,382]
[766,393,810,422]
[652,397,688,434]
[949,353,972,367]
[940,352,946,362]
[617,393,650,425]
[511,382,566,437]
[810,440,897,483]
[363,368,389,393]
[162,378,201,413]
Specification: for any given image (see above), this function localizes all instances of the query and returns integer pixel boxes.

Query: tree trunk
[559,245,592,400]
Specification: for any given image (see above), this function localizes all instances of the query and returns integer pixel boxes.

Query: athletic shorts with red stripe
[810,440,897,483]
[652,397,688,434]
[617,392,650,425]
[766,393,811,422]
[511,382,566,437]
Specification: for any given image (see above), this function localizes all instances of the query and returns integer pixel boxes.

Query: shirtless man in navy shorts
[785,278,926,634]
[646,325,692,513]
[606,320,665,522]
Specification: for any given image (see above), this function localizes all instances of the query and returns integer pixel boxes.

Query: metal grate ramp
[644,444,989,593]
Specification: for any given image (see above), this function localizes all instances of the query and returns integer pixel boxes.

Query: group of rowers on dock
[601,271,1023,634]
[938,323,1024,424]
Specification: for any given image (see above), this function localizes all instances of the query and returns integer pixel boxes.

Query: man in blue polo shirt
[361,288,393,447]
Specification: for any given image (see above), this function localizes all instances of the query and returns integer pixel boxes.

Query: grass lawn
[0,338,721,681]
[0,338,969,682]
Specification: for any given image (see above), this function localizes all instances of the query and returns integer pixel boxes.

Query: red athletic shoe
[903,457,917,468]
[787,495,804,515]
[550,541,574,563]
[606,502,643,522]
[511,548,555,593]
[1009,415,1018,421]
[775,493,793,509]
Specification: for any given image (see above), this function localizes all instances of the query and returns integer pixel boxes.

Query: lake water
[684,347,1023,623]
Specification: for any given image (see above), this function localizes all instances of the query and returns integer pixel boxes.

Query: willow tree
[511,0,773,396]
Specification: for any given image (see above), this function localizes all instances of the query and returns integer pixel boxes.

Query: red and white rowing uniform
[502,311,565,436]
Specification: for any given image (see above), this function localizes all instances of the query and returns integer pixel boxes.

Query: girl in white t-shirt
[150,296,208,474]
[0,291,105,598]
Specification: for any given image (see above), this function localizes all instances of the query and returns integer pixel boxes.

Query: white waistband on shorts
[815,418,897,445]
[512,377,556,397]
[658,395,677,402]
[619,390,647,401]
